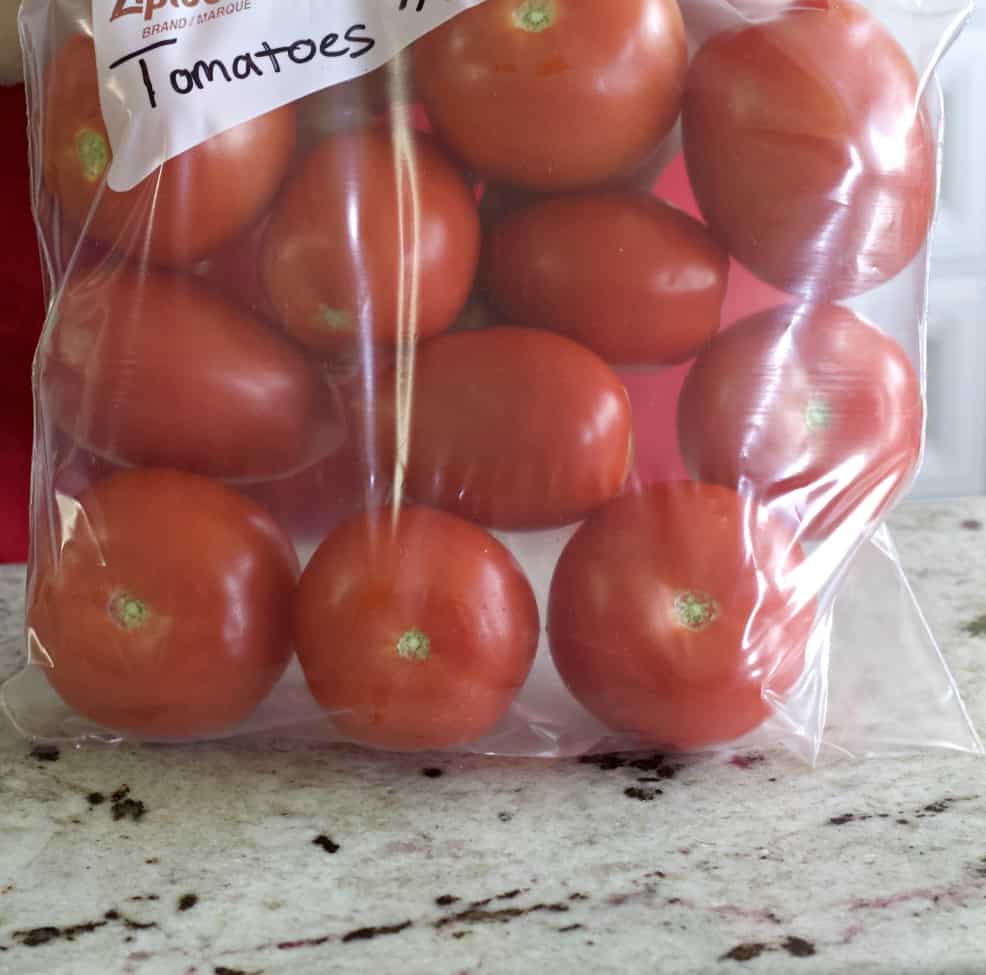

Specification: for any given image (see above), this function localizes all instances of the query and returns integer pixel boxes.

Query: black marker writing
[108,37,178,109]
[109,24,376,106]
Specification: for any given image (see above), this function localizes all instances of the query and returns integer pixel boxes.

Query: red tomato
[548,481,814,750]
[676,304,923,539]
[261,127,479,357]
[28,469,298,738]
[682,0,935,299]
[373,327,633,530]
[295,505,539,750]
[43,265,334,481]
[414,0,687,191]
[42,36,297,267]
[485,193,729,366]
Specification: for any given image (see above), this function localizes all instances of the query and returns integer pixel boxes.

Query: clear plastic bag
[4,0,981,762]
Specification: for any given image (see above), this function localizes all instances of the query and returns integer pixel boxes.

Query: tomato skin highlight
[42,36,297,267]
[548,482,814,751]
[29,469,299,739]
[415,0,687,191]
[261,127,480,357]
[295,505,539,751]
[484,192,729,366]
[676,303,923,539]
[681,0,936,299]
[42,265,331,482]
[373,326,634,530]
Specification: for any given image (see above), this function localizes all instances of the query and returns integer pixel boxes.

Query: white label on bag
[91,0,486,191]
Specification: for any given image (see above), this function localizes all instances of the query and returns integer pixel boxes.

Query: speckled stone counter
[2,500,986,975]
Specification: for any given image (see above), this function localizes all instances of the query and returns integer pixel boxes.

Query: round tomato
[295,505,539,750]
[373,327,633,530]
[677,303,923,539]
[414,0,687,191]
[548,481,814,750]
[261,127,479,357]
[29,469,298,738]
[43,265,334,481]
[485,192,729,366]
[682,0,935,299]
[43,35,296,267]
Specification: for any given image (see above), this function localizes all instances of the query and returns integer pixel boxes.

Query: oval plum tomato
[295,505,539,750]
[43,35,296,267]
[548,481,814,750]
[414,0,687,191]
[43,265,330,481]
[682,0,935,299]
[485,193,729,366]
[374,327,633,530]
[261,127,479,357]
[28,469,298,738]
[676,304,923,540]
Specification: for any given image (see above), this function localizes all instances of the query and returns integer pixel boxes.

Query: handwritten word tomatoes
[682,0,935,299]
[43,266,329,481]
[415,0,687,190]
[677,304,923,539]
[295,506,539,751]
[43,36,296,267]
[29,469,298,738]
[262,128,479,357]
[374,327,633,530]
[548,482,814,750]
[485,193,728,366]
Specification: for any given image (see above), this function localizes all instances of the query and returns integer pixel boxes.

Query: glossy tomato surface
[485,192,729,366]
[295,505,539,750]
[43,265,330,481]
[548,481,814,750]
[677,304,923,539]
[29,469,299,738]
[415,0,687,191]
[43,36,297,267]
[374,327,633,530]
[262,127,479,357]
[682,0,936,299]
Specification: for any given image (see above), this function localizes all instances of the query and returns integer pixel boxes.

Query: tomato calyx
[513,0,556,32]
[396,628,431,662]
[108,591,151,631]
[673,591,720,632]
[75,128,110,184]
[315,306,354,333]
[804,397,833,434]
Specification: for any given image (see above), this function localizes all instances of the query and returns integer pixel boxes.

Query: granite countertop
[1,499,986,975]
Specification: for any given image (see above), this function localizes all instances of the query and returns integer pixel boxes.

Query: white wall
[915,9,986,498]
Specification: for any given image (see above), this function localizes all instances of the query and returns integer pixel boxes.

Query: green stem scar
[76,129,110,183]
[315,307,353,332]
[513,0,555,31]
[396,628,431,662]
[109,592,150,631]
[805,397,833,433]
[674,591,720,632]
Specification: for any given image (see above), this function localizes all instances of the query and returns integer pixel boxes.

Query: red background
[0,82,44,564]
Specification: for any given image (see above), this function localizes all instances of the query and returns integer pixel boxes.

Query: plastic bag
[4,0,981,762]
